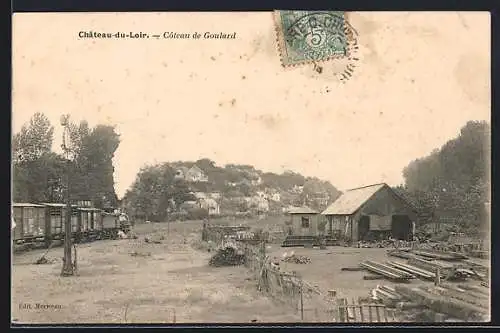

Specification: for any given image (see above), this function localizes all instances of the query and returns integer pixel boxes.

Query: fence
[240,241,335,322]
[337,300,397,323]
[202,225,394,323]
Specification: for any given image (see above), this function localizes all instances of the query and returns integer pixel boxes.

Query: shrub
[187,207,209,220]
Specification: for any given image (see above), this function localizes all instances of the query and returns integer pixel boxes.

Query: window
[301,217,310,228]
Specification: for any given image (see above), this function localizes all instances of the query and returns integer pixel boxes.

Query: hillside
[123,158,341,221]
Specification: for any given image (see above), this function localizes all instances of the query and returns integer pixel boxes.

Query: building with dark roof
[321,183,418,242]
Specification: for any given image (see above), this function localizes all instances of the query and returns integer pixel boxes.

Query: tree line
[12,112,121,208]
[394,120,490,235]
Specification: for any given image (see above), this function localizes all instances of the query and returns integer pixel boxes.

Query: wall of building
[325,187,417,242]
[290,213,319,236]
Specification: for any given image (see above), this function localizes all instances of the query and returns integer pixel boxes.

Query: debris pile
[35,256,56,265]
[282,254,311,264]
[130,251,151,257]
[208,246,246,267]
[371,283,489,322]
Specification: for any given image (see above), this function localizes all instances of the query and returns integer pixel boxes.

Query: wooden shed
[321,183,418,243]
[286,206,320,236]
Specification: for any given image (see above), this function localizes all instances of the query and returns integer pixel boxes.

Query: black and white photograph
[11,11,491,324]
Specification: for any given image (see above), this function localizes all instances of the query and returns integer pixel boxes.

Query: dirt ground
[11,218,490,324]
[11,221,300,324]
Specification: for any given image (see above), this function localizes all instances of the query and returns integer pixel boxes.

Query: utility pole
[60,115,74,277]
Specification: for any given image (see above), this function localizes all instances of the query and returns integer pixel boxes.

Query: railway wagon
[41,203,78,244]
[76,207,104,242]
[12,203,47,245]
[100,211,120,239]
[12,202,123,248]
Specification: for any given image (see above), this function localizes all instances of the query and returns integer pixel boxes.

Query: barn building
[286,206,320,236]
[321,183,417,243]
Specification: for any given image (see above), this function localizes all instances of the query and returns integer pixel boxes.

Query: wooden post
[61,121,74,277]
[435,267,441,286]
[300,279,304,321]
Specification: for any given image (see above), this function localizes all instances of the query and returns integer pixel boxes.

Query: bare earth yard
[11,221,300,324]
[12,218,489,324]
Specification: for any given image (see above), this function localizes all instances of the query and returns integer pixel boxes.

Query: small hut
[286,206,319,236]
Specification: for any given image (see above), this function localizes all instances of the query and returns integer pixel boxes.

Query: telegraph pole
[60,115,74,277]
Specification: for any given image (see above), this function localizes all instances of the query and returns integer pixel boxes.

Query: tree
[12,113,66,203]
[12,112,54,163]
[400,121,490,233]
[66,121,120,208]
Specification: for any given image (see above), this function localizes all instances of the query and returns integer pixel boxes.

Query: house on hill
[175,165,208,182]
[199,197,220,216]
[286,206,319,236]
[174,167,190,180]
[321,183,418,242]
[185,165,208,182]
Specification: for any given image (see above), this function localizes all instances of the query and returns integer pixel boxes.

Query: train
[12,201,129,248]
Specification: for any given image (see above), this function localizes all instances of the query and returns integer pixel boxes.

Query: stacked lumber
[385,260,436,280]
[371,285,403,307]
[411,249,468,261]
[394,285,489,322]
[360,260,415,281]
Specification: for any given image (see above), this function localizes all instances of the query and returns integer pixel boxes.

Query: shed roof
[78,207,101,211]
[321,183,386,215]
[287,206,318,214]
[12,203,45,207]
[40,203,77,208]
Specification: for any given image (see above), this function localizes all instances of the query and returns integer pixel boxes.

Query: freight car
[12,203,47,245]
[12,202,122,247]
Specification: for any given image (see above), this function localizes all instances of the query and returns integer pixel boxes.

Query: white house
[185,165,209,182]
[209,192,222,200]
[247,195,269,213]
[176,165,208,182]
[199,198,220,216]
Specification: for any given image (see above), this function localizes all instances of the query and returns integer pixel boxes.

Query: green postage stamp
[274,11,350,67]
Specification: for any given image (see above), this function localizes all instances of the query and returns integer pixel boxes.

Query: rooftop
[321,183,386,215]
[287,206,318,215]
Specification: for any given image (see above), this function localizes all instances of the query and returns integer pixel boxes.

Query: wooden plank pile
[411,249,468,261]
[370,283,489,322]
[381,248,487,283]
[393,284,489,322]
[360,260,415,281]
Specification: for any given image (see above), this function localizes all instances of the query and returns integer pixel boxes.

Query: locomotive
[12,201,125,247]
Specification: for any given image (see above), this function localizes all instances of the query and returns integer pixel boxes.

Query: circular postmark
[304,16,360,84]
[284,12,348,63]
[278,11,361,84]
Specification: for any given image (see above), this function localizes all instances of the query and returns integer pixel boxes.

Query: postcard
[11,11,491,324]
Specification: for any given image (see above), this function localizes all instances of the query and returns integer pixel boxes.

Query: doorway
[358,215,370,241]
[391,215,413,240]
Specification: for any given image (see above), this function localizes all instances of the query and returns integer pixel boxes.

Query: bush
[187,207,209,220]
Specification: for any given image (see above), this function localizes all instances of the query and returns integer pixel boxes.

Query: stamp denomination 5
[274,11,349,67]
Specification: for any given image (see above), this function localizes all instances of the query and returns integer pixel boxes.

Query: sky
[12,12,491,198]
